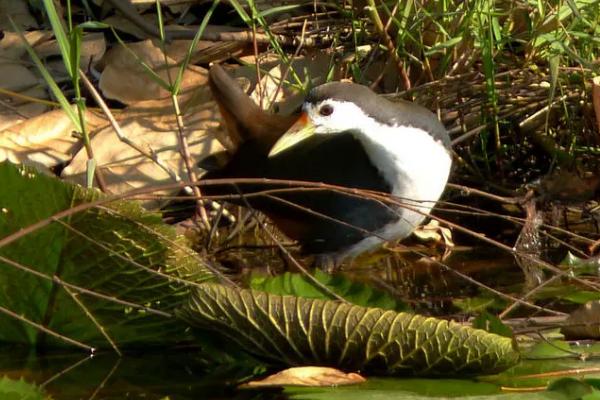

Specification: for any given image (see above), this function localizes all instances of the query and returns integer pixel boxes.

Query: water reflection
[0,347,276,399]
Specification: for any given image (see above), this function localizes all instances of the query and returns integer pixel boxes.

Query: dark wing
[202,133,398,253]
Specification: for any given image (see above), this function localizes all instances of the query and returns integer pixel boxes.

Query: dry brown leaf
[592,76,600,136]
[98,39,208,104]
[101,14,157,40]
[0,107,107,170]
[413,219,454,247]
[164,39,219,64]
[562,300,600,339]
[0,62,49,130]
[0,86,48,131]
[34,32,107,68]
[0,0,38,30]
[242,366,366,388]
[0,63,41,92]
[0,31,51,60]
[62,86,223,201]
[0,31,53,131]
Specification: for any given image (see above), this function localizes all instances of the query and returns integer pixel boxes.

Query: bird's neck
[350,121,452,211]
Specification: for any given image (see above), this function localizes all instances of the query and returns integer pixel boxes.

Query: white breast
[345,127,452,265]
[341,124,451,260]
[307,99,452,262]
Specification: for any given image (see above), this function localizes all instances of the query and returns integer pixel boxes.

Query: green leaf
[424,36,463,56]
[286,377,501,399]
[249,271,408,311]
[0,376,48,400]
[562,291,600,304]
[77,21,110,29]
[525,340,575,359]
[472,312,514,338]
[561,252,600,276]
[0,162,212,349]
[228,0,252,24]
[454,296,508,313]
[173,0,219,95]
[42,0,72,76]
[9,20,82,132]
[259,4,304,18]
[69,27,82,96]
[181,284,520,376]
[548,377,593,400]
[548,54,560,106]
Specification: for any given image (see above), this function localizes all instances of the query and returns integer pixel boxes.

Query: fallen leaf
[241,366,366,387]
[102,14,157,39]
[0,107,107,170]
[61,86,223,202]
[0,86,48,131]
[34,32,107,69]
[0,0,38,30]
[0,30,55,131]
[0,31,51,60]
[98,39,208,104]
[0,63,41,92]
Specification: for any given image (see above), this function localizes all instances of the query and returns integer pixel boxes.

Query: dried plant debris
[242,366,366,387]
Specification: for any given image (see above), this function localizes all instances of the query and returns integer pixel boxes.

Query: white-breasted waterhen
[166,64,452,265]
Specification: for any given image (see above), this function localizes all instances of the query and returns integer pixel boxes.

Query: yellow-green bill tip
[268,113,316,157]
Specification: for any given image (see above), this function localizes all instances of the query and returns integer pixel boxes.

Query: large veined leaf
[0,161,212,349]
[180,284,520,376]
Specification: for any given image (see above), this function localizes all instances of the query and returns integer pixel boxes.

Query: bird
[166,64,452,266]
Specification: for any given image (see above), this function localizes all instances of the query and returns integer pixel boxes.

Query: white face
[305,99,375,134]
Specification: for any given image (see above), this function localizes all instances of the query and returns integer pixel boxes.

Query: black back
[202,133,399,254]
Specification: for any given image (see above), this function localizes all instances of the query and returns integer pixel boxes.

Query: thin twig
[0,255,172,317]
[365,0,411,89]
[79,70,182,182]
[0,304,94,352]
[41,354,92,387]
[54,218,227,290]
[88,358,122,400]
[62,285,122,356]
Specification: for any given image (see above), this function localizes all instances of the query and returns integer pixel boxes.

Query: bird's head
[269,82,379,157]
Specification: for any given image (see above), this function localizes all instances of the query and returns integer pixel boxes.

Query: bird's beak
[268,112,315,157]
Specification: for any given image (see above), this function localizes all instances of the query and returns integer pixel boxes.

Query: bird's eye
[319,104,334,116]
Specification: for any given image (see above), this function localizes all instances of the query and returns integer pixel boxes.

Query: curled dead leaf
[241,366,366,388]
[413,219,454,247]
